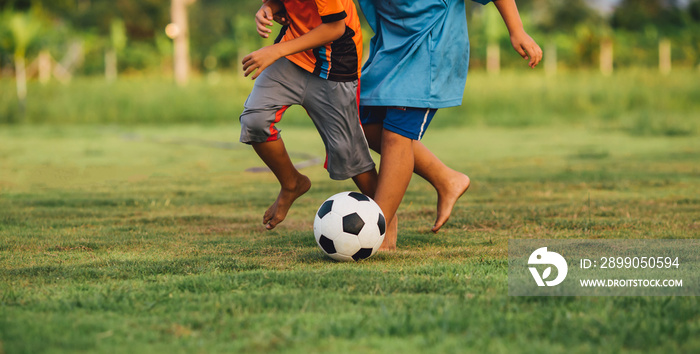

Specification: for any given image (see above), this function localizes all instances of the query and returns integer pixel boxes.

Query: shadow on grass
[2,256,265,282]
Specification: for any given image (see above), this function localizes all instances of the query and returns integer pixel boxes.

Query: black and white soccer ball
[313,191,386,262]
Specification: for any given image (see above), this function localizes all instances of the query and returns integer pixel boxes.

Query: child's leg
[301,77,397,244]
[252,139,311,230]
[239,59,309,229]
[363,122,470,233]
[412,142,470,232]
[351,168,398,251]
[373,129,414,250]
[351,169,377,197]
[358,123,399,249]
[363,123,383,152]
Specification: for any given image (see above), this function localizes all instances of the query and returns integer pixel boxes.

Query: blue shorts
[359,106,437,140]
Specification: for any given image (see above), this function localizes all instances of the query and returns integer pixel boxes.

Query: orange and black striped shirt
[275,0,362,82]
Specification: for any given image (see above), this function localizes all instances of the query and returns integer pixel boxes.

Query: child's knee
[239,110,277,143]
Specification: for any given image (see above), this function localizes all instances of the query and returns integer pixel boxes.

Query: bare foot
[379,215,398,251]
[263,175,311,230]
[432,173,470,233]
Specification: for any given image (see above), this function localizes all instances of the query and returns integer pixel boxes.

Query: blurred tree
[689,0,700,21]
[7,10,41,115]
[105,18,126,81]
[189,0,276,70]
[538,0,603,33]
[611,0,686,33]
[0,0,31,11]
[117,0,170,40]
[483,4,508,74]
[2,0,700,76]
[170,0,195,86]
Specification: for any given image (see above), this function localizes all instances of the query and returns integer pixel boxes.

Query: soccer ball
[313,191,386,262]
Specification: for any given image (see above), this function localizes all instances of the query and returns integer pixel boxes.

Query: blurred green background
[2,0,700,74]
[1,2,699,353]
[1,0,699,129]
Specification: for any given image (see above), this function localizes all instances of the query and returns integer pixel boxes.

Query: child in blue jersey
[358,0,542,249]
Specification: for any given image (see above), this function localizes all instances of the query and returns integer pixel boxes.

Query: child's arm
[243,5,346,79]
[492,0,542,68]
[255,0,289,39]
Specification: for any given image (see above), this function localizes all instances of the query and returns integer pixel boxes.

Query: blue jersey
[358,0,491,109]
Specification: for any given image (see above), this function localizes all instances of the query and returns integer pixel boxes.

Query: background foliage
[1,2,698,352]
[1,0,699,76]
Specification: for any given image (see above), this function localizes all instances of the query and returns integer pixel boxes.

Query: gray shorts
[240,58,375,180]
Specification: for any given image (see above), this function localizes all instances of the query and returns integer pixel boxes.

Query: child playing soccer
[239,0,384,233]
[358,0,543,249]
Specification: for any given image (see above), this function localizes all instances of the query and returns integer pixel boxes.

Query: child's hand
[255,4,275,38]
[509,31,542,69]
[242,45,281,79]
[255,1,288,38]
[272,11,289,26]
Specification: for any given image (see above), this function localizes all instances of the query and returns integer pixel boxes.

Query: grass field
[2,69,700,135]
[1,119,699,352]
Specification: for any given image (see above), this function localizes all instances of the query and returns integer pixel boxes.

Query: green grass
[1,124,699,353]
[2,69,700,136]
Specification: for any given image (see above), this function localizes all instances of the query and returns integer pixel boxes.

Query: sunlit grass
[2,69,699,136]
[1,124,698,353]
